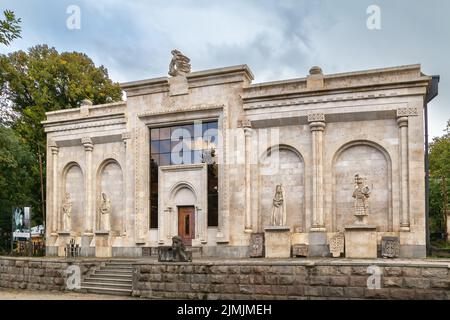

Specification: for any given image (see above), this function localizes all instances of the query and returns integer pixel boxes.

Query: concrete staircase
[80,260,134,296]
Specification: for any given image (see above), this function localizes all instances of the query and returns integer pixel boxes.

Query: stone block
[249,233,264,258]
[264,226,291,258]
[344,225,377,258]
[381,236,400,258]
[292,244,308,257]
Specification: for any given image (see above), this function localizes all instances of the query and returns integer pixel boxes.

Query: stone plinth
[95,231,112,258]
[168,75,189,96]
[264,226,291,258]
[56,231,73,257]
[344,225,377,258]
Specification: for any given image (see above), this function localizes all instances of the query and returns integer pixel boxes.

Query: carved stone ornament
[249,233,264,258]
[168,49,191,77]
[292,244,308,257]
[381,236,400,258]
[329,232,345,258]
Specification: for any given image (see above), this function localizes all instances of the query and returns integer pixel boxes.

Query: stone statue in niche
[271,184,287,226]
[99,192,111,231]
[352,174,371,224]
[62,192,72,231]
[168,49,191,76]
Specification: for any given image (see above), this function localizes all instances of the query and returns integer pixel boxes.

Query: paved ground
[0,288,140,300]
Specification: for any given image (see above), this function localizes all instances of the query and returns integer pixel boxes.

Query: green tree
[0,126,35,252]
[429,120,450,240]
[0,10,21,46]
[0,45,122,226]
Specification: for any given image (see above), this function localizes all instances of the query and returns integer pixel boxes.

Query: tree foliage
[0,10,21,46]
[0,126,35,250]
[0,44,122,226]
[429,120,450,236]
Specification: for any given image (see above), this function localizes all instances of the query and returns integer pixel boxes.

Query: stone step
[97,268,133,274]
[107,260,136,264]
[81,281,132,289]
[101,265,133,270]
[83,277,132,285]
[80,286,132,296]
[94,270,133,277]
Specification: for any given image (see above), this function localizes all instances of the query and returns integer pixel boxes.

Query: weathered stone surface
[381,236,400,258]
[249,233,265,258]
[292,244,308,257]
[403,278,431,289]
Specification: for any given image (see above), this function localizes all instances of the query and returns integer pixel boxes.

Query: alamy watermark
[66,5,81,30]
[366,5,381,30]
[65,265,81,290]
[367,265,382,289]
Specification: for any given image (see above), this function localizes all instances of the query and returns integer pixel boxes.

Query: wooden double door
[178,206,195,246]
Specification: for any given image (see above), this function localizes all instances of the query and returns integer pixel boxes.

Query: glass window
[150,140,160,154]
[149,121,219,230]
[150,128,159,140]
[159,140,171,153]
[160,127,171,140]
[159,153,171,166]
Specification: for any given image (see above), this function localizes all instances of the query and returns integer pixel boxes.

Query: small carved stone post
[308,113,326,232]
[50,141,59,235]
[243,120,253,233]
[82,137,94,235]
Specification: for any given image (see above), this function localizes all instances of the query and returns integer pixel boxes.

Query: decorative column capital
[122,131,131,148]
[81,137,94,151]
[122,131,131,141]
[308,113,326,132]
[397,116,408,128]
[242,119,253,136]
[49,141,59,155]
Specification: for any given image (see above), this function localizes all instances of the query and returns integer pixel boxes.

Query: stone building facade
[42,53,437,258]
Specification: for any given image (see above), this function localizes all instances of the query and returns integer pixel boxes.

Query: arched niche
[96,159,124,234]
[259,144,305,231]
[332,141,392,232]
[62,162,84,234]
[169,182,198,207]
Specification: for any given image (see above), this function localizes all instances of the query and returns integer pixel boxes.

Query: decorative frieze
[397,107,418,117]
[307,113,325,123]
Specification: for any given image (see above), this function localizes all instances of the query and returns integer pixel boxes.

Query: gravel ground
[0,288,140,300]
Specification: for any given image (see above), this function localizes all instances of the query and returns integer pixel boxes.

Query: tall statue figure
[99,192,111,231]
[271,184,287,226]
[168,49,191,76]
[62,193,72,231]
[352,174,371,224]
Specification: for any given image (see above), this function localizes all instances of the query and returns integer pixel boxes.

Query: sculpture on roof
[168,49,191,76]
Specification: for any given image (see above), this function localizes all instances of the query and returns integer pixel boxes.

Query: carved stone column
[121,132,131,236]
[82,137,94,235]
[243,120,253,233]
[397,107,417,231]
[50,141,59,235]
[308,113,326,232]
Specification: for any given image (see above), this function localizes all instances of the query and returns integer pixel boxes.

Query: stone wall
[132,260,450,300]
[0,257,101,291]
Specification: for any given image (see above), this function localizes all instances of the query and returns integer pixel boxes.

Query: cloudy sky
[1,0,449,138]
